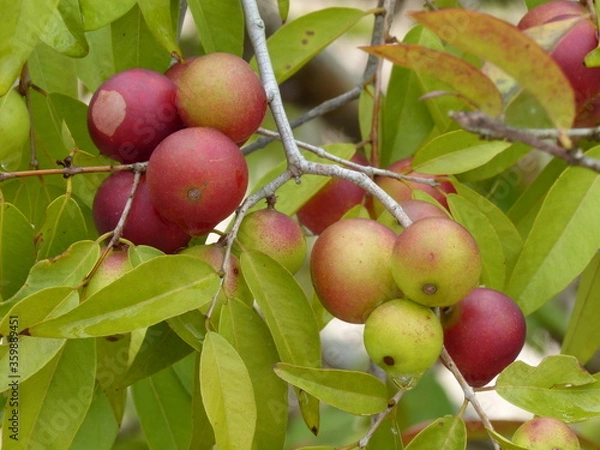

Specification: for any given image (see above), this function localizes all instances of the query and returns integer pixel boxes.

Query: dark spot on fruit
[301,39,309,45]
[423,283,437,295]
[187,187,203,202]
[306,30,315,36]
[285,64,292,70]
[383,355,395,366]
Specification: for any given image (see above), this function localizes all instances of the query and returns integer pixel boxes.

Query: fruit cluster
[308,157,527,387]
[90,53,267,253]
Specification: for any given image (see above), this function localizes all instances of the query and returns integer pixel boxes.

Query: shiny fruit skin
[175,52,267,145]
[237,208,307,274]
[310,218,400,324]
[93,172,191,253]
[146,127,249,236]
[442,288,526,387]
[87,68,183,163]
[0,89,30,170]
[363,298,444,379]
[297,152,368,235]
[512,417,580,450]
[390,217,481,307]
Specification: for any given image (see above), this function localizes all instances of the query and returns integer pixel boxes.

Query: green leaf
[562,252,600,365]
[29,255,220,338]
[219,299,288,450]
[190,352,215,450]
[0,203,36,299]
[277,0,290,22]
[507,147,600,315]
[167,309,206,352]
[412,130,511,175]
[251,143,355,215]
[111,4,171,73]
[0,336,65,392]
[487,430,528,450]
[80,0,136,31]
[137,0,181,56]
[37,194,88,260]
[457,143,531,182]
[405,415,467,450]
[0,0,59,96]
[381,26,436,167]
[364,45,503,117]
[70,387,120,450]
[255,7,367,84]
[187,0,244,56]
[1,338,96,450]
[240,251,322,434]
[28,43,78,97]
[274,363,387,415]
[75,26,115,91]
[496,355,600,422]
[0,287,78,335]
[200,331,256,450]
[40,0,89,57]
[448,194,506,290]
[453,183,523,284]
[122,321,193,387]
[132,364,193,450]
[129,244,165,267]
[367,411,403,450]
[410,9,576,130]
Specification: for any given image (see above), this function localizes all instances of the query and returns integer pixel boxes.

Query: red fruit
[87,68,183,163]
[371,157,456,217]
[297,152,368,235]
[441,288,526,387]
[518,1,600,126]
[93,172,191,253]
[310,218,400,324]
[146,127,249,236]
[175,52,267,145]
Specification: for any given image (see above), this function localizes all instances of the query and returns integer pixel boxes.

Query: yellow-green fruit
[0,89,30,170]
[363,298,443,380]
[512,417,579,450]
[390,217,481,307]
[85,247,133,298]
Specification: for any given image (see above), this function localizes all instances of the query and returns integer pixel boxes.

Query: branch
[0,162,145,182]
[451,111,600,173]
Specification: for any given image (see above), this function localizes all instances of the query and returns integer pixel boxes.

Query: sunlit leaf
[412,130,511,175]
[80,0,136,31]
[496,355,600,422]
[507,147,600,315]
[457,143,531,182]
[29,256,220,338]
[138,0,181,56]
[410,9,576,129]
[274,363,387,415]
[364,44,502,117]
[200,331,256,450]
[562,252,600,364]
[254,8,367,84]
[28,43,78,97]
[277,0,290,22]
[405,415,466,450]
[187,0,244,56]
[40,0,89,57]
[0,203,36,299]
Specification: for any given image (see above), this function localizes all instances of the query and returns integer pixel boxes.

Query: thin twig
[358,388,404,448]
[0,162,146,182]
[451,111,600,173]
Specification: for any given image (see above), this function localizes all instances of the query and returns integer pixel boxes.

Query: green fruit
[390,217,481,307]
[0,89,30,170]
[363,298,443,381]
[512,417,580,450]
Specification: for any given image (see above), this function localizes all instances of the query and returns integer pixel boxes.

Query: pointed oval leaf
[562,252,600,364]
[364,44,503,116]
[0,203,36,299]
[8,240,100,303]
[1,338,96,450]
[187,0,244,56]
[412,130,511,174]
[274,363,387,415]
[219,299,288,450]
[28,256,220,338]
[457,143,531,182]
[448,194,506,290]
[138,0,181,56]
[37,195,88,260]
[507,147,600,315]
[253,8,367,84]
[410,9,576,129]
[496,355,600,422]
[80,0,136,31]
[405,415,466,450]
[132,365,192,450]
[200,331,256,450]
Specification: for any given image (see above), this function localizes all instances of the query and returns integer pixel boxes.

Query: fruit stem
[440,347,501,450]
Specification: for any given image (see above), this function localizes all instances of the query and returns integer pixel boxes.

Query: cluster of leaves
[1,0,600,449]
